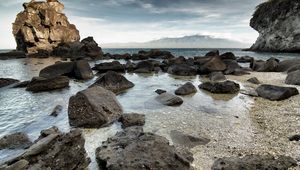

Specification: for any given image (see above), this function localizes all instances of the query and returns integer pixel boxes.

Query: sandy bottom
[192,72,300,170]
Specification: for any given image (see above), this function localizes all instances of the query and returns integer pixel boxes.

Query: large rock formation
[249,0,300,52]
[13,0,80,54]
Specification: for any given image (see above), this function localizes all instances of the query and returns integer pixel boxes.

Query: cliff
[249,0,300,52]
[12,0,80,54]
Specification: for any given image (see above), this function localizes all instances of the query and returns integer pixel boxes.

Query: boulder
[251,58,279,72]
[39,62,75,78]
[110,53,131,60]
[0,50,26,60]
[212,155,297,170]
[247,77,260,84]
[289,135,300,141]
[199,81,240,94]
[138,49,175,59]
[91,71,134,93]
[199,56,226,74]
[220,52,236,60]
[134,60,154,73]
[175,82,197,95]
[79,36,103,59]
[285,70,300,85]
[256,84,299,101]
[165,56,187,66]
[156,93,184,106]
[236,56,253,63]
[93,61,125,73]
[95,126,194,170]
[276,59,300,72]
[155,89,167,95]
[223,59,242,75]
[205,50,219,56]
[0,132,32,150]
[167,64,197,76]
[73,60,94,80]
[26,76,69,92]
[13,0,80,55]
[119,113,146,128]
[287,64,300,73]
[0,78,19,88]
[68,86,123,128]
[209,72,226,81]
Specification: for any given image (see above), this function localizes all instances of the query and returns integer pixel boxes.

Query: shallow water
[0,48,298,169]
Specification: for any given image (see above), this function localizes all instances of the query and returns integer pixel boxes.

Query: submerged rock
[50,105,63,117]
[199,81,240,94]
[0,78,19,88]
[0,132,32,150]
[170,130,210,149]
[256,84,299,101]
[285,70,300,85]
[212,154,297,170]
[26,76,69,92]
[156,93,184,106]
[249,0,300,52]
[91,71,134,93]
[155,89,167,95]
[119,113,145,128]
[175,82,197,95]
[13,0,80,54]
[96,126,194,170]
[68,86,123,128]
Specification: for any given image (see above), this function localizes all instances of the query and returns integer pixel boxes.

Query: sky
[0,0,264,49]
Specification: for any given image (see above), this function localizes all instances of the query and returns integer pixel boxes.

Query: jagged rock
[285,70,300,85]
[50,105,63,117]
[247,77,260,84]
[199,81,240,94]
[68,86,123,128]
[73,60,94,80]
[13,0,80,54]
[95,126,194,170]
[156,93,184,106]
[93,61,125,73]
[199,56,226,74]
[212,155,297,170]
[91,71,134,93]
[0,132,32,150]
[175,82,197,95]
[26,76,69,92]
[256,84,299,101]
[119,113,146,128]
[209,72,226,81]
[0,78,19,88]
[167,64,197,76]
[223,59,242,75]
[249,0,300,52]
[276,59,300,72]
[170,130,210,148]
[134,60,154,73]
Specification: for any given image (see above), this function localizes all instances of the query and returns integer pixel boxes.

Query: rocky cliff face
[13,0,80,54]
[250,0,300,52]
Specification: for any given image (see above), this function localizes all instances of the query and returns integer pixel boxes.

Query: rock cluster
[13,0,80,54]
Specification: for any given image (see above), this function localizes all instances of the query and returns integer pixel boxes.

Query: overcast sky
[0,0,264,49]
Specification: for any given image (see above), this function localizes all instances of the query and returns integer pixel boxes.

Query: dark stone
[194,56,211,65]
[139,49,175,59]
[276,59,300,72]
[68,86,123,128]
[209,72,226,81]
[220,52,236,60]
[167,64,197,76]
[12,81,30,88]
[156,93,184,106]
[211,155,297,170]
[93,61,125,73]
[0,78,19,88]
[256,84,299,101]
[119,113,145,128]
[95,126,194,170]
[39,62,75,78]
[287,64,300,73]
[111,53,131,60]
[285,70,300,85]
[237,56,253,63]
[0,132,32,150]
[199,56,226,74]
[155,89,167,94]
[50,105,63,117]
[165,56,187,66]
[251,57,279,72]
[205,50,219,57]
[134,60,154,73]
[73,60,94,80]
[175,82,197,95]
[289,135,300,141]
[223,59,242,75]
[0,51,26,60]
[26,76,69,92]
[199,81,240,94]
[247,77,260,84]
[80,36,103,59]
[170,130,210,148]
[91,71,134,93]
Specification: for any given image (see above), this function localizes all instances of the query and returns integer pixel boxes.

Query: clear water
[0,48,299,168]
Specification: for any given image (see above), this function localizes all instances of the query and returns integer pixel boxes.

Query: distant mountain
[101,35,251,48]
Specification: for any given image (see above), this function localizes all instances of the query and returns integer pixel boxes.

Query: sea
[0,48,299,168]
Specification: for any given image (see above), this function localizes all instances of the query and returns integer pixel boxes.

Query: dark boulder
[68,86,123,128]
[211,155,297,170]
[237,56,253,63]
[247,77,260,84]
[209,72,226,82]
[155,89,167,94]
[199,81,240,94]
[256,84,299,101]
[289,135,300,141]
[199,56,226,74]
[194,56,211,65]
[39,62,75,78]
[205,50,219,57]
[95,126,194,170]
[26,76,69,92]
[156,93,184,106]
[119,113,145,128]
[0,78,19,88]
[73,60,94,80]
[285,70,300,85]
[93,61,125,73]
[111,53,131,60]
[80,36,104,59]
[164,56,187,66]
[0,132,32,150]
[251,58,279,72]
[167,64,197,76]
[287,64,300,73]
[139,49,175,59]
[91,71,134,93]
[0,50,26,60]
[276,59,300,72]
[134,60,154,73]
[223,59,242,75]
[12,80,30,88]
[220,52,236,60]
[50,105,63,117]
[175,82,197,95]
[250,60,266,71]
